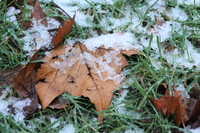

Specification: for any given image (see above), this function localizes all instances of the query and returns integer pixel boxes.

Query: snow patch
[147,21,172,42]
[0,88,19,116]
[6,6,21,25]
[174,84,190,99]
[163,39,200,69]
[12,98,32,123]
[83,32,142,51]
[49,117,60,128]
[22,17,60,56]
[186,126,200,133]
[125,126,144,133]
[166,6,188,21]
[114,90,141,119]
[177,0,200,5]
[59,124,75,133]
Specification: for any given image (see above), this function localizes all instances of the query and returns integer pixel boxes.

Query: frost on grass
[114,90,141,119]
[49,117,61,129]
[125,125,144,133]
[177,0,200,5]
[59,124,75,133]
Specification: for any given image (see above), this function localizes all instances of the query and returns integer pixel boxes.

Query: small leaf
[13,49,42,117]
[13,49,42,97]
[149,84,189,126]
[31,0,47,26]
[0,65,21,87]
[53,15,75,48]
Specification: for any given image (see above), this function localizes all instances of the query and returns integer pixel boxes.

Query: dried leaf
[189,83,200,99]
[186,98,200,129]
[0,65,21,87]
[53,15,75,48]
[31,0,47,26]
[149,84,189,126]
[36,42,138,121]
[13,49,43,117]
[13,49,41,97]
[48,97,69,109]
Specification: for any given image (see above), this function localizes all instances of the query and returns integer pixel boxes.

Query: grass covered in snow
[1,0,200,132]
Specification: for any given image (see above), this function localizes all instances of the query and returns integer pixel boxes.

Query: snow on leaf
[149,84,189,126]
[35,42,138,121]
[53,15,75,48]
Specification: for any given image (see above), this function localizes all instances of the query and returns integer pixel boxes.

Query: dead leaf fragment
[36,42,138,121]
[48,97,69,109]
[149,84,189,126]
[13,49,43,117]
[31,0,47,26]
[0,65,22,87]
[53,15,75,48]
[13,49,41,97]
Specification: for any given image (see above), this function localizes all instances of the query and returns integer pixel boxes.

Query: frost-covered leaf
[35,42,138,121]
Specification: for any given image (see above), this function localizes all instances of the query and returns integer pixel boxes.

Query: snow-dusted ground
[2,0,200,132]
